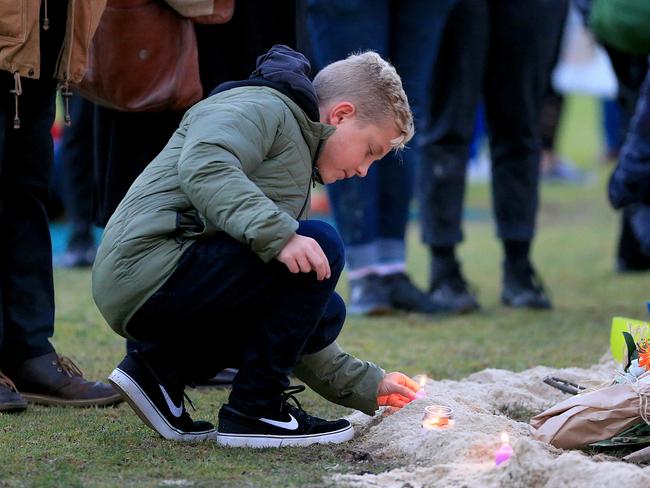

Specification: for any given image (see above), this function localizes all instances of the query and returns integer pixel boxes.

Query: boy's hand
[377,372,419,409]
[276,234,331,280]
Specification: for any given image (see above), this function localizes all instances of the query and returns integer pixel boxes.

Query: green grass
[2,96,649,487]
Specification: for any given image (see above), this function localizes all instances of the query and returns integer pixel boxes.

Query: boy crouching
[93,45,420,447]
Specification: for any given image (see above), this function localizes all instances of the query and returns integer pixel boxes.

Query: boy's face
[317,102,400,184]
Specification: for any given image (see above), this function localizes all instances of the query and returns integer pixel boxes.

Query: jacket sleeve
[178,99,298,262]
[293,342,385,416]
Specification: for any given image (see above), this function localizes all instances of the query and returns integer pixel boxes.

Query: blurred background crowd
[46,0,650,314]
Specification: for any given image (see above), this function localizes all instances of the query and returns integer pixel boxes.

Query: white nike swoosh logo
[159,384,183,418]
[259,413,299,430]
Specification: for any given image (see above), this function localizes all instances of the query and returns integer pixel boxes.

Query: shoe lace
[0,372,19,392]
[280,385,306,412]
[56,355,84,377]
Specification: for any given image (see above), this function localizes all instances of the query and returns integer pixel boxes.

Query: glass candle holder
[421,405,454,430]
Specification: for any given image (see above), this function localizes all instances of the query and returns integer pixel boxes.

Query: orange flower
[639,339,650,369]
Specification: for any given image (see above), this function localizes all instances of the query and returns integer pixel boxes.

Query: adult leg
[0,75,58,366]
[307,0,389,315]
[0,2,120,408]
[0,74,28,413]
[485,0,567,308]
[418,0,488,312]
[59,95,97,268]
[376,0,457,314]
[92,107,181,227]
[380,0,456,255]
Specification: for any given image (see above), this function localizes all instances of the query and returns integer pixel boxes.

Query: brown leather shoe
[0,372,28,413]
[4,352,123,407]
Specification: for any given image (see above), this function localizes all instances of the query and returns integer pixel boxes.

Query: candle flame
[501,432,510,444]
[419,375,427,388]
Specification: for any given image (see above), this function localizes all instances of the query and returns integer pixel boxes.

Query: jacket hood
[209,44,320,122]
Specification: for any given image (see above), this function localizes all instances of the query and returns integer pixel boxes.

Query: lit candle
[414,375,427,399]
[494,432,513,465]
[421,405,454,430]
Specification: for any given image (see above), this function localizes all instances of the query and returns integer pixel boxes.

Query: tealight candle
[421,405,454,430]
[494,432,513,465]
[415,375,427,400]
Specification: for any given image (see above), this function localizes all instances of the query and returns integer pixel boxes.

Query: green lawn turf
[2,96,649,487]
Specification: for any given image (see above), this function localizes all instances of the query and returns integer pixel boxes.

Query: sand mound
[332,359,650,487]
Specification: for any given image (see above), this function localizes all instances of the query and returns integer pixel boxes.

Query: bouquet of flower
[531,330,650,450]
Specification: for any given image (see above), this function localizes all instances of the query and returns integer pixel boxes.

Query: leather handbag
[74,0,203,112]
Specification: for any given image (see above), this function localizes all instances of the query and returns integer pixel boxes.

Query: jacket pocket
[0,1,25,42]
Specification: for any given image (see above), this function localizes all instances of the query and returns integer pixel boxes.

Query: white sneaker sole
[216,424,354,448]
[109,368,215,442]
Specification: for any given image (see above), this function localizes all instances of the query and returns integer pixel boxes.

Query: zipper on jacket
[60,82,73,126]
[296,164,324,220]
[296,180,311,221]
[43,0,50,30]
[54,0,75,125]
[10,72,22,129]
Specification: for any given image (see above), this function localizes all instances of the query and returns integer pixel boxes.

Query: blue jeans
[126,220,346,415]
[307,0,456,272]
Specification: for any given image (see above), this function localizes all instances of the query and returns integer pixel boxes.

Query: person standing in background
[0,0,122,412]
[419,0,568,311]
[307,0,457,316]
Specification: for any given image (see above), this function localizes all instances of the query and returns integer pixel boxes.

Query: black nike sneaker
[108,353,215,441]
[216,385,353,448]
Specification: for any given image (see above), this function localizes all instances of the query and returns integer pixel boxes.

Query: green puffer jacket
[92,85,384,415]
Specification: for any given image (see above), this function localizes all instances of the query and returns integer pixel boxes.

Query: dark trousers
[125,220,346,415]
[419,0,567,246]
[61,95,95,250]
[0,2,68,366]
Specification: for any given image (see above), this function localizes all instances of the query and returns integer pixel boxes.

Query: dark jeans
[125,220,346,415]
[0,1,68,366]
[92,107,181,227]
[307,0,455,270]
[419,0,567,246]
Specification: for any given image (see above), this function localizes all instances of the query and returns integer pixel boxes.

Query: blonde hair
[313,51,414,150]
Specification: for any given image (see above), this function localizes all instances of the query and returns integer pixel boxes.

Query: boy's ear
[327,102,356,125]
